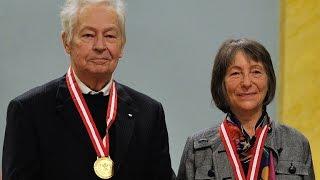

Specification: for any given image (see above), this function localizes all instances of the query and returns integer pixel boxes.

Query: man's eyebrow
[80,25,119,31]
[79,26,95,32]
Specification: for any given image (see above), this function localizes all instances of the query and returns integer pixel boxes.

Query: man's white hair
[60,0,126,43]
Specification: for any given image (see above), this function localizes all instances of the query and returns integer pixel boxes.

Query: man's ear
[61,32,71,54]
[119,41,126,59]
[119,48,124,59]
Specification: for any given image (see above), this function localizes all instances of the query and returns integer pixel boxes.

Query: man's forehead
[75,5,121,31]
[78,4,118,18]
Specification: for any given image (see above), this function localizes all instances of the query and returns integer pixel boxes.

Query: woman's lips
[238,92,256,96]
[237,92,257,99]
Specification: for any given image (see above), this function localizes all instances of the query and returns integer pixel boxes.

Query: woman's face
[224,51,268,115]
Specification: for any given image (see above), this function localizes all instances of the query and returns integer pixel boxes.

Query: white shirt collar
[73,72,113,96]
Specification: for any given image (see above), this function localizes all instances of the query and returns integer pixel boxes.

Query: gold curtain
[280,0,320,178]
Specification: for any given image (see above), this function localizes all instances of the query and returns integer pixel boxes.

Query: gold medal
[94,156,114,179]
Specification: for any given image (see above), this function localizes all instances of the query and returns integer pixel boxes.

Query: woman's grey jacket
[177,120,315,180]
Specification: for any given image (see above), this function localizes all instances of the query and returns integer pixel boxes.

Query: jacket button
[288,163,296,174]
[208,169,215,177]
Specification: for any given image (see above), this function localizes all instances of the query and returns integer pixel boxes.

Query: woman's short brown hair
[211,38,276,113]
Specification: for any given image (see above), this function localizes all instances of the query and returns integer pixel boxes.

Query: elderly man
[2,0,174,179]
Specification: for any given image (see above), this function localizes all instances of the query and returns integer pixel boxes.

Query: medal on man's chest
[66,67,118,179]
[94,156,114,179]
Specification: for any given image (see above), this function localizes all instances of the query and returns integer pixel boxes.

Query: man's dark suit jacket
[2,76,174,180]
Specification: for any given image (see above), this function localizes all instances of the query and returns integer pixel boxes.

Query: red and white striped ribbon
[66,67,117,157]
[219,120,268,180]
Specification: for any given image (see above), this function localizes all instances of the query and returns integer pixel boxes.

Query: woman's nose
[241,73,252,87]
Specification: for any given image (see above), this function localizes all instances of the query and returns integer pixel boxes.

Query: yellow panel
[280,0,320,178]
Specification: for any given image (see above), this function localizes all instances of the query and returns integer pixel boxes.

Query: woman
[177,39,314,180]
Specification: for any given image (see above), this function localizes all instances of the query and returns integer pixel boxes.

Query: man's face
[63,4,124,79]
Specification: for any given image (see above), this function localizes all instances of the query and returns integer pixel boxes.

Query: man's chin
[78,66,109,76]
[88,69,113,76]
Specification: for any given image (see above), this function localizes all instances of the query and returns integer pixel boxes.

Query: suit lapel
[112,82,138,172]
[55,76,89,144]
[265,121,280,159]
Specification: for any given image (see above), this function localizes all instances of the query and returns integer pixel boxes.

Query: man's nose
[93,35,106,52]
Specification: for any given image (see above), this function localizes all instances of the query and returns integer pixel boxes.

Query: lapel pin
[128,113,133,118]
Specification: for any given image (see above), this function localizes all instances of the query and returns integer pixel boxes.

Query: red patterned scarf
[224,112,276,179]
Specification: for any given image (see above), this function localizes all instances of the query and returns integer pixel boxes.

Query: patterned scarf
[225,111,276,179]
